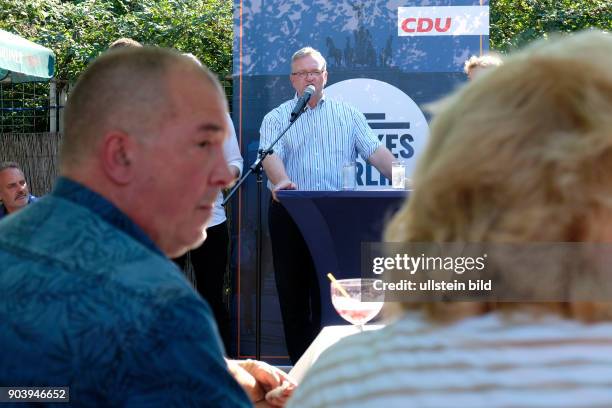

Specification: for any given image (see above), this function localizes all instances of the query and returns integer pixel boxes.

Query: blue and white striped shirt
[288,313,612,408]
[259,95,382,191]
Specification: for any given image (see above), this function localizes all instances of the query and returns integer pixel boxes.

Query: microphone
[290,85,316,122]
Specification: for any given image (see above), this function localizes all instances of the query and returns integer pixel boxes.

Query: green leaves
[1,0,232,81]
[3,0,609,80]
[490,0,612,52]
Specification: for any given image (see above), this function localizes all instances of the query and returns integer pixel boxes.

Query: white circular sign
[326,78,428,186]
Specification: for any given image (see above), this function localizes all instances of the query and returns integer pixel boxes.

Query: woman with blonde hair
[288,30,612,407]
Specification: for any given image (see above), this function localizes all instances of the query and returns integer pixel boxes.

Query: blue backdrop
[229,0,488,362]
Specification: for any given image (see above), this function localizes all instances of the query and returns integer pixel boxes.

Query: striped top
[259,95,382,191]
[287,313,612,408]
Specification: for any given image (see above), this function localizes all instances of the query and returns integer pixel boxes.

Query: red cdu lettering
[401,18,417,33]
[402,17,452,34]
[417,18,433,33]
[435,17,451,32]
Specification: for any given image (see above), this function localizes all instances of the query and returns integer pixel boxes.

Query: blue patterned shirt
[0,177,251,407]
[0,194,37,220]
[259,95,382,191]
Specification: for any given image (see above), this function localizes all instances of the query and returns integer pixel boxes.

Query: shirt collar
[52,177,163,256]
[292,91,326,108]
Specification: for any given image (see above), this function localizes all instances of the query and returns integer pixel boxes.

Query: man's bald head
[61,47,226,172]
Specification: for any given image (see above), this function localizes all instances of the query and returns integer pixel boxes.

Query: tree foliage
[490,0,612,52]
[0,0,233,81]
[1,0,610,81]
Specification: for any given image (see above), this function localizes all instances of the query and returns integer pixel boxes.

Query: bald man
[0,48,293,406]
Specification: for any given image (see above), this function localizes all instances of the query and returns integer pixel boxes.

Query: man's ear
[100,131,136,185]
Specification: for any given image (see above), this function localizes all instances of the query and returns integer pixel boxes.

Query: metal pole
[222,102,309,361]
[49,80,56,132]
[255,171,263,360]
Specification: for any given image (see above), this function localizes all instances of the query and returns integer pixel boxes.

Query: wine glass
[331,278,384,330]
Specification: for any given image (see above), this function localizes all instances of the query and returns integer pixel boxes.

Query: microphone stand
[223,103,308,361]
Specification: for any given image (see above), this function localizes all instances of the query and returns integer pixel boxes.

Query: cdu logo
[398,6,489,37]
[401,17,452,34]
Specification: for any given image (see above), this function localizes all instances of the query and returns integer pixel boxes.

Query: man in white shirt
[174,114,242,352]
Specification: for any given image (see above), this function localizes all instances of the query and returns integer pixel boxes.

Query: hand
[228,359,297,407]
[272,179,297,202]
[264,379,295,407]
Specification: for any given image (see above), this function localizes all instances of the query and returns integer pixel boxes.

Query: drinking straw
[327,273,351,299]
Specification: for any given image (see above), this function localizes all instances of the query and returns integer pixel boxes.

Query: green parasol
[0,29,55,83]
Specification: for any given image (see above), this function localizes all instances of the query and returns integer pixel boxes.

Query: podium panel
[277,189,408,325]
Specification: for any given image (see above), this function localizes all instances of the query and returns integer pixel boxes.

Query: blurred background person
[173,52,243,353]
[464,53,503,80]
[288,30,612,407]
[108,37,143,50]
[174,118,241,352]
[0,161,37,219]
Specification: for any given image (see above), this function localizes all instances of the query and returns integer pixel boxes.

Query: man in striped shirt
[259,46,394,363]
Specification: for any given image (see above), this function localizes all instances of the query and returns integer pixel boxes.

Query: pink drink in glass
[332,296,383,325]
[330,278,384,327]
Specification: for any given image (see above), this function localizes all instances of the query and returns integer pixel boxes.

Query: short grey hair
[61,47,225,170]
[108,38,143,50]
[182,52,203,67]
[291,47,327,71]
[0,161,22,173]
